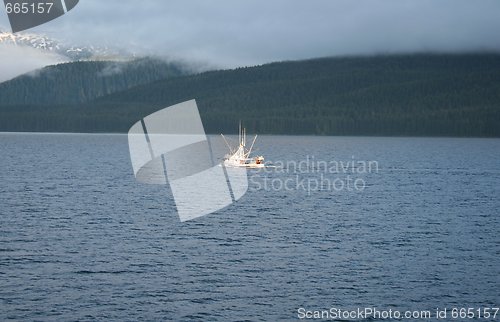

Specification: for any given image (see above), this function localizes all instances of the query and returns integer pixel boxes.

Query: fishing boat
[221,123,265,168]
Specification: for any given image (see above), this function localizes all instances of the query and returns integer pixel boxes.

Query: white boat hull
[223,160,265,169]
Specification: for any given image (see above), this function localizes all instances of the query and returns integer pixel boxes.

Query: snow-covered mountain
[0,29,132,61]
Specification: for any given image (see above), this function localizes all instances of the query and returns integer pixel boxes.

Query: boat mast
[239,121,242,147]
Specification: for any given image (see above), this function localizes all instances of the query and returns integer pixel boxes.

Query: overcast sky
[1,0,500,68]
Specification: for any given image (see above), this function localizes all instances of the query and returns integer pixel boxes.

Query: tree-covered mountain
[0,58,188,105]
[1,53,499,136]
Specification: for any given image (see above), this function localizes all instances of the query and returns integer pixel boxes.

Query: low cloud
[1,0,500,68]
[48,0,500,67]
[0,44,67,83]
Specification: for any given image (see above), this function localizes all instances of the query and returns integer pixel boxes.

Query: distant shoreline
[1,54,499,137]
[1,131,499,139]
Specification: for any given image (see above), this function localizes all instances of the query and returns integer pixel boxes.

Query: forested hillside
[0,58,187,105]
[1,54,499,136]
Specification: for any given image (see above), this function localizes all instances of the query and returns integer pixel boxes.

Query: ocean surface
[1,133,499,321]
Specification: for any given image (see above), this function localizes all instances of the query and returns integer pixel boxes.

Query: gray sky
[1,0,500,68]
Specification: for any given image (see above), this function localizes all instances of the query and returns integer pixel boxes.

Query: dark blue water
[1,133,499,321]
